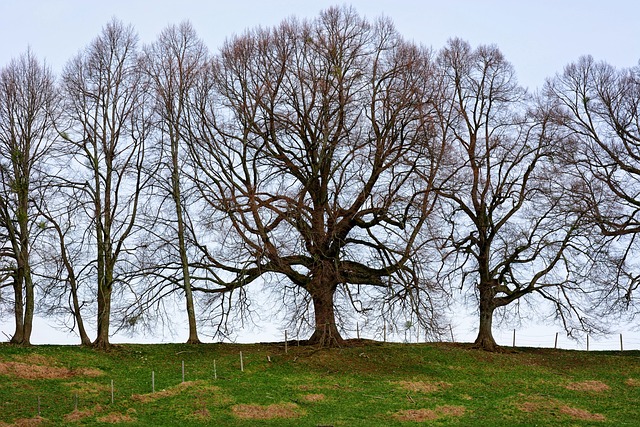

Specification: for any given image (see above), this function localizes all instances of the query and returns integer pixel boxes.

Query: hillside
[1,341,638,426]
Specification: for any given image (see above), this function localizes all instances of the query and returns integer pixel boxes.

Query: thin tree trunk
[70,278,91,346]
[172,139,200,344]
[22,265,34,345]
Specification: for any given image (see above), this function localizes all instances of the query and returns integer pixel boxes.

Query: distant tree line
[0,6,638,350]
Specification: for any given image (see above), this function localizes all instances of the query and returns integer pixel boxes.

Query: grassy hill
[1,340,639,426]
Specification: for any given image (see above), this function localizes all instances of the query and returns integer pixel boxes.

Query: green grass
[1,341,639,426]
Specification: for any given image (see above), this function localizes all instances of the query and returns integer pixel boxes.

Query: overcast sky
[1,0,639,92]
[2,1,639,346]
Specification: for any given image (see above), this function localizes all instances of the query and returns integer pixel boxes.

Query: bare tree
[187,7,445,346]
[59,19,151,349]
[132,22,210,344]
[545,56,640,318]
[0,50,58,345]
[433,39,601,351]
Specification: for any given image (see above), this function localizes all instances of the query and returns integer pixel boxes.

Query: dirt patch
[517,396,605,422]
[565,380,610,392]
[0,355,103,380]
[231,403,304,420]
[625,378,640,387]
[0,361,72,380]
[560,406,606,421]
[302,393,325,402]
[63,404,105,423]
[393,405,465,422]
[6,417,47,427]
[74,368,104,377]
[394,380,451,393]
[64,409,94,423]
[131,381,219,403]
[96,412,136,423]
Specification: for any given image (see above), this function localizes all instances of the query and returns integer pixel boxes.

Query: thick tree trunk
[307,285,344,347]
[474,282,498,351]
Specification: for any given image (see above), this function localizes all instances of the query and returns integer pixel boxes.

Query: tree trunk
[307,285,344,347]
[93,280,112,349]
[70,278,91,346]
[172,143,200,345]
[474,282,498,351]
[22,266,34,345]
[10,275,25,344]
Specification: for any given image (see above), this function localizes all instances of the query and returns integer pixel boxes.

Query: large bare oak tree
[188,7,445,346]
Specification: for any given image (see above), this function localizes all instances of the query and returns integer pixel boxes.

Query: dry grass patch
[625,378,640,387]
[64,381,109,396]
[517,395,605,422]
[393,405,465,422]
[0,361,72,380]
[74,367,104,377]
[302,393,325,402]
[394,380,451,393]
[96,412,136,424]
[64,404,105,423]
[189,408,211,421]
[3,417,47,427]
[231,403,304,420]
[565,380,610,392]
[560,406,606,421]
[131,381,219,403]
[0,354,102,380]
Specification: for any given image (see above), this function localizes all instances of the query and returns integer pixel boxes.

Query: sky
[1,0,639,347]
[1,0,639,91]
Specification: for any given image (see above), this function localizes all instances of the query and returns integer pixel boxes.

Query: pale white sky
[1,1,639,346]
[1,1,639,91]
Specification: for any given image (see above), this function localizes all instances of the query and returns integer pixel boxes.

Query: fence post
[285,330,288,354]
[449,325,454,343]
[587,334,590,351]
[512,329,516,347]
[240,351,244,372]
[554,332,558,349]
[620,333,624,352]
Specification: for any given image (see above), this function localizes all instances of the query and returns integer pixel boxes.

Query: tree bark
[10,275,25,344]
[307,284,344,347]
[474,282,498,351]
